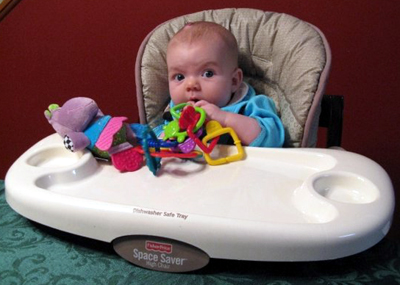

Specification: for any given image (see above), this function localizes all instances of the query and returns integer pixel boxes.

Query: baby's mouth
[189,97,199,103]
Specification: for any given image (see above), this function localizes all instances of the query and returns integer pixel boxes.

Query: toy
[45,98,244,175]
[45,97,144,172]
[165,103,244,165]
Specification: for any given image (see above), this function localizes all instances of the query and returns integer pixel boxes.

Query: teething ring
[187,123,219,154]
[170,103,206,134]
[134,146,202,159]
[202,126,244,166]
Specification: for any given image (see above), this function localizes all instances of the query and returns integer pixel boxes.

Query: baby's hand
[193,100,227,124]
[191,100,262,146]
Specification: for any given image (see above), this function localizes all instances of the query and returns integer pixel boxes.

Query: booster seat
[135,8,335,148]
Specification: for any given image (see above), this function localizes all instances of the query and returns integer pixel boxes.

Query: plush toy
[44,97,144,172]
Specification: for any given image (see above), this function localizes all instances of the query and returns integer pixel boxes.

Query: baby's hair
[168,21,239,66]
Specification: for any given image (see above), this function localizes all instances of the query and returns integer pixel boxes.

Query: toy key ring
[170,103,206,133]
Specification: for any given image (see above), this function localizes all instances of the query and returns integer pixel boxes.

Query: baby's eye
[174,74,185,81]
[202,70,214,78]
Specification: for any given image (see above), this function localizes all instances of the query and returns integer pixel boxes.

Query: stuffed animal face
[44,97,102,136]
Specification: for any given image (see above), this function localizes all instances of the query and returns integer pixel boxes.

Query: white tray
[5,134,395,272]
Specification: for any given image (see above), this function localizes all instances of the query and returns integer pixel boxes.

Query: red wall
[1,1,399,237]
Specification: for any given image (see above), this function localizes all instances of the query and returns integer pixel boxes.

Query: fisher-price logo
[145,241,173,254]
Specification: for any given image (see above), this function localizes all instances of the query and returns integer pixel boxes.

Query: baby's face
[167,38,241,107]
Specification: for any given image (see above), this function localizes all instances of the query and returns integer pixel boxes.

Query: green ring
[170,103,206,133]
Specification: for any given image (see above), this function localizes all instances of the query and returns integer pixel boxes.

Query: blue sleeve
[243,96,285,148]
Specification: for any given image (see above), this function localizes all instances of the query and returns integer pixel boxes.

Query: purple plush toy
[44,97,143,172]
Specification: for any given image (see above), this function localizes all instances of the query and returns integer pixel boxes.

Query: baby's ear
[231,68,243,92]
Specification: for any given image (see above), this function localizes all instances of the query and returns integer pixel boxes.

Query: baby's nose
[186,77,200,92]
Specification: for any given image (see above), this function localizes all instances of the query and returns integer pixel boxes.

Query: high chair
[5,8,393,273]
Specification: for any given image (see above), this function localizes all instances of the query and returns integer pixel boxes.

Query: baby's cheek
[171,94,184,105]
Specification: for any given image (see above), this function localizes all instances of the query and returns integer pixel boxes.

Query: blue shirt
[222,83,285,147]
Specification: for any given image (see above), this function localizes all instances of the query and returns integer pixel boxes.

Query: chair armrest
[319,94,344,148]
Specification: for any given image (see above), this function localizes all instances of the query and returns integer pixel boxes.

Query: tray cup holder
[313,173,379,204]
[27,147,83,168]
[29,146,99,189]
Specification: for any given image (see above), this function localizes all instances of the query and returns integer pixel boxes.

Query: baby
[160,21,285,147]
